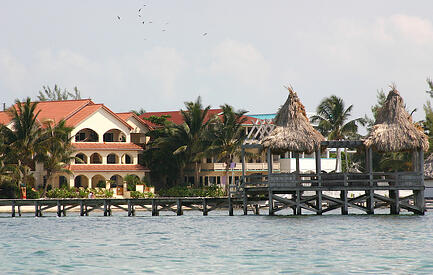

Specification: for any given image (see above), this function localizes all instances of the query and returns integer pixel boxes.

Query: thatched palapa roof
[364,87,429,152]
[261,87,325,154]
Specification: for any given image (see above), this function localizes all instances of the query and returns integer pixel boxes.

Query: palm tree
[37,85,81,101]
[2,98,43,186]
[39,119,78,196]
[311,95,365,171]
[158,97,213,186]
[206,104,247,192]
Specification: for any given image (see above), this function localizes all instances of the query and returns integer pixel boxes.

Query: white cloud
[0,47,188,108]
[210,39,270,87]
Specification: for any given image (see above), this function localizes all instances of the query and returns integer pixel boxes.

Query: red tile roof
[140,108,261,128]
[116,112,152,130]
[73,142,143,150]
[140,109,224,128]
[0,99,133,130]
[0,112,11,125]
[0,99,93,126]
[70,164,149,172]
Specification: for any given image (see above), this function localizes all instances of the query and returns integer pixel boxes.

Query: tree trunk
[335,148,341,172]
[344,147,348,172]
[194,162,200,188]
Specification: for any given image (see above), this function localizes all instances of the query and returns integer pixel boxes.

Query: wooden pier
[0,197,240,217]
[239,141,426,216]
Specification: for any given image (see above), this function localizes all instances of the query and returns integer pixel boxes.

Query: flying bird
[149,21,153,23]
[162,29,166,32]
[202,33,208,36]
[117,16,121,20]
[138,8,142,12]
[142,21,145,24]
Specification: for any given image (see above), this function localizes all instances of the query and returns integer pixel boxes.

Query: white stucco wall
[71,108,131,142]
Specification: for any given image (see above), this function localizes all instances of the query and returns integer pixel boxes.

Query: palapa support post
[128,200,134,216]
[243,188,248,215]
[269,189,274,216]
[254,204,260,215]
[34,201,41,217]
[340,173,348,215]
[152,199,158,216]
[366,147,374,214]
[315,149,322,215]
[340,190,348,215]
[415,149,425,215]
[202,198,208,216]
[103,200,108,216]
[57,201,62,217]
[11,200,15,217]
[267,149,273,175]
[80,200,85,216]
[177,199,183,216]
[389,190,400,214]
[228,196,233,216]
[295,190,301,215]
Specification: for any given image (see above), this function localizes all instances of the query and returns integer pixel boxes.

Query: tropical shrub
[0,180,19,198]
[96,180,106,188]
[130,191,154,198]
[157,184,224,197]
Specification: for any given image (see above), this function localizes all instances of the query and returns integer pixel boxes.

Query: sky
[1,0,433,124]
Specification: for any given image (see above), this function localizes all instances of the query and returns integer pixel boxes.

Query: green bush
[45,187,114,199]
[0,180,19,199]
[157,184,224,197]
[26,187,40,199]
[96,180,106,188]
[130,191,154,198]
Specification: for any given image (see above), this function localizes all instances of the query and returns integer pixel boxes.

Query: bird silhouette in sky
[117,16,121,20]
[138,8,142,12]
[203,33,208,36]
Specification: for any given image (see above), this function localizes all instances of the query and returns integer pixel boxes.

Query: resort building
[141,109,338,186]
[0,99,150,196]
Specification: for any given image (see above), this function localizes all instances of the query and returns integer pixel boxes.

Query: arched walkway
[75,128,99,142]
[110,174,124,188]
[91,175,106,189]
[74,175,89,188]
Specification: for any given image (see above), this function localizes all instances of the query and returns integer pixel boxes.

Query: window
[124,154,132,164]
[103,132,114,142]
[107,154,117,164]
[206,158,212,163]
[75,132,86,142]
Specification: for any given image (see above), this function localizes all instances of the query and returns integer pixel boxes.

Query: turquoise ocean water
[1,210,433,274]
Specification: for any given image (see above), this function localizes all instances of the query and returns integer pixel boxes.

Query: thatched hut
[364,87,428,153]
[261,87,325,154]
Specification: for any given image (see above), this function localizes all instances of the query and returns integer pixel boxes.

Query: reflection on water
[1,211,432,274]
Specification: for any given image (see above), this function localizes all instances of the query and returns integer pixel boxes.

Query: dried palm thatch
[364,87,428,153]
[261,87,325,154]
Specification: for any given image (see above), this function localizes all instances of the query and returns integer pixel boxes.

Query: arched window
[122,154,132,164]
[103,129,126,142]
[107,153,119,164]
[75,153,87,164]
[90,153,102,164]
[75,128,99,142]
